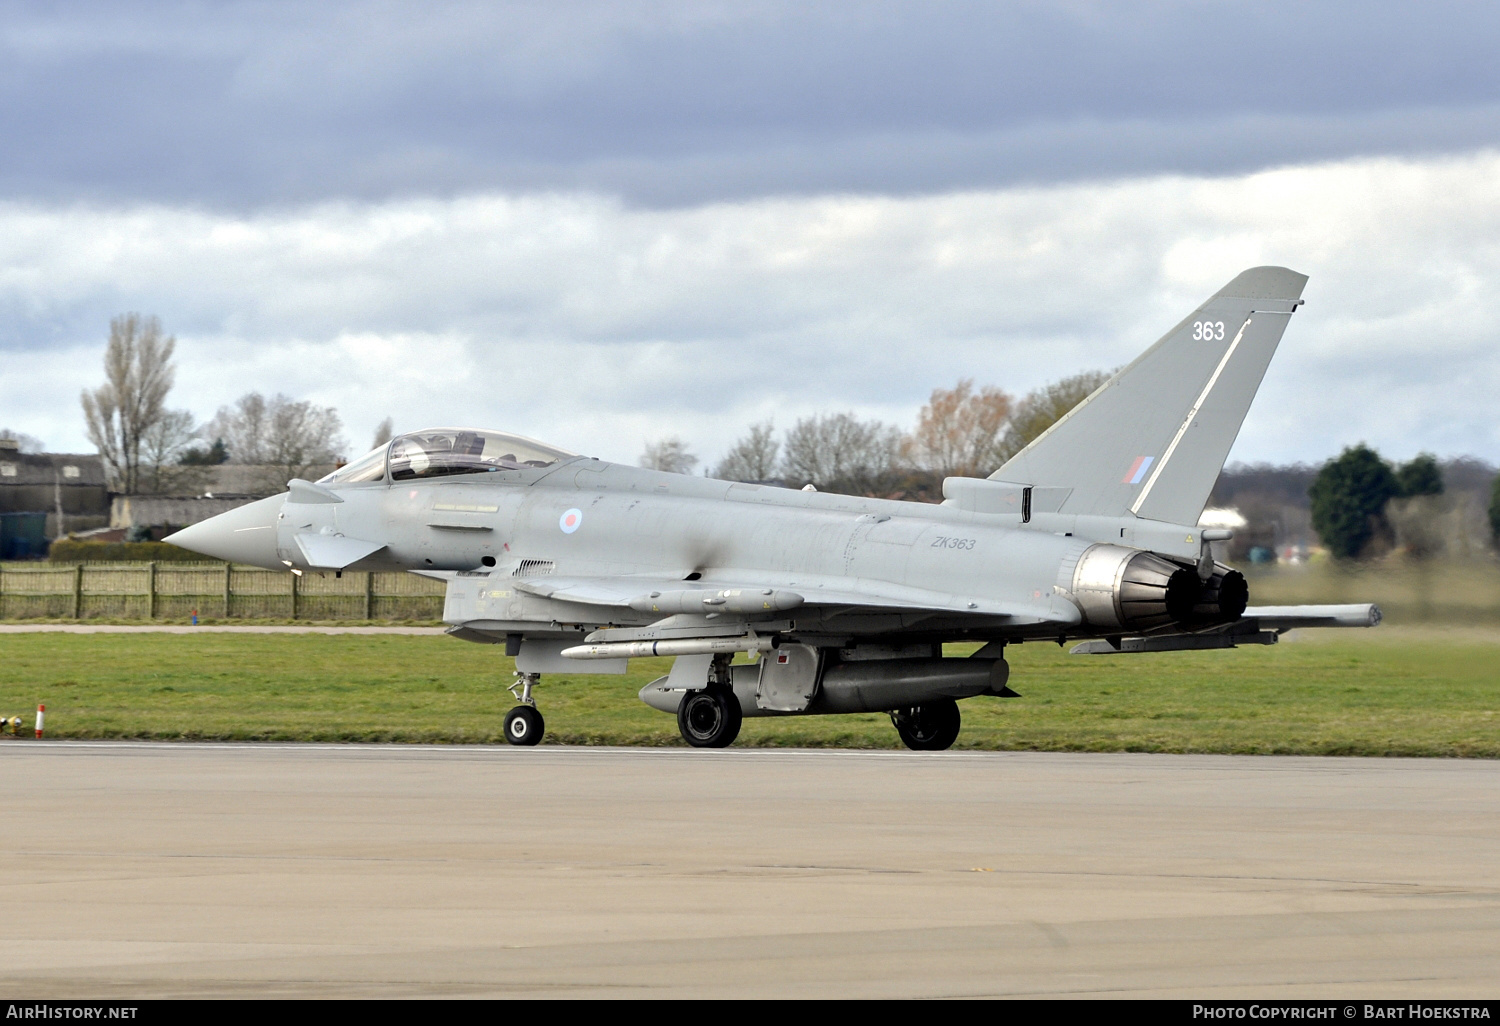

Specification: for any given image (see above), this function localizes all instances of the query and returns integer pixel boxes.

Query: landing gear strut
[504,671,544,746]
[891,698,961,751]
[676,655,742,748]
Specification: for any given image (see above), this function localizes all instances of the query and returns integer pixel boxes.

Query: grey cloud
[3,1,1500,207]
[5,153,1500,468]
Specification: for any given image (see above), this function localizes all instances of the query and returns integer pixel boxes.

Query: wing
[513,573,1069,622]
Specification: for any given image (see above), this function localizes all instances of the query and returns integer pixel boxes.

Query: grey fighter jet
[167,266,1378,750]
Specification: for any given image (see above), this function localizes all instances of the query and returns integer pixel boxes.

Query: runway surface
[1,742,1496,998]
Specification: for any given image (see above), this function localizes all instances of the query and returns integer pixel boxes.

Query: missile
[563,635,777,660]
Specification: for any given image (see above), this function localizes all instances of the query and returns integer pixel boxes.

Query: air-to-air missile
[167,267,1379,750]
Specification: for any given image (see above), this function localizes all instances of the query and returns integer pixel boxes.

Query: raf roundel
[559,508,583,534]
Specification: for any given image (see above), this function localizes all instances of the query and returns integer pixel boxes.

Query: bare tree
[908,379,1012,478]
[713,421,780,482]
[996,369,1112,465]
[80,314,178,493]
[208,392,347,491]
[640,436,699,475]
[0,429,44,453]
[371,417,395,450]
[781,412,905,495]
[137,408,208,494]
[207,393,268,464]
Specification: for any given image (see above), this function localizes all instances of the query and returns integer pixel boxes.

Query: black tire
[677,687,743,748]
[891,699,961,751]
[503,705,545,746]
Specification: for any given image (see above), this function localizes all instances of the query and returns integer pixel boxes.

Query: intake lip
[163,494,287,569]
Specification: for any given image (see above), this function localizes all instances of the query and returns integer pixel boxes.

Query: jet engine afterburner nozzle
[1189,565,1249,625]
[1071,543,1201,632]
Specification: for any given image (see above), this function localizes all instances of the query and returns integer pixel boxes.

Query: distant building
[0,440,110,550]
[109,494,264,536]
[0,434,343,552]
[105,464,338,537]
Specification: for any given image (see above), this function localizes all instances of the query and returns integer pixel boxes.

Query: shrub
[48,540,218,563]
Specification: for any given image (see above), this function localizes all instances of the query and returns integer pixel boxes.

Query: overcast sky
[3,1,1498,468]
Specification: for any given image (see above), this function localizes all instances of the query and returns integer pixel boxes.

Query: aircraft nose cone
[164,494,286,568]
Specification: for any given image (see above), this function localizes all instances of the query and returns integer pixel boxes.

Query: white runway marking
[0,624,447,634]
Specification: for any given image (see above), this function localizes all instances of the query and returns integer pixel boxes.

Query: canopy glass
[319,430,576,485]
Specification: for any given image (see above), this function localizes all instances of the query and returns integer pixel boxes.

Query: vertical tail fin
[990,266,1308,524]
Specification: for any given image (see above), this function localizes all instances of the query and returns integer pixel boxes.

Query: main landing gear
[891,698,961,751]
[676,655,742,748]
[504,671,545,746]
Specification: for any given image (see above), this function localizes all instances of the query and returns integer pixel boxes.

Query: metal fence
[0,562,445,620]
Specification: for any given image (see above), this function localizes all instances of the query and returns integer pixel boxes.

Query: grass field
[1,628,1498,756]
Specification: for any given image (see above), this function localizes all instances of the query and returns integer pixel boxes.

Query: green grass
[2,629,1499,756]
[1243,558,1500,625]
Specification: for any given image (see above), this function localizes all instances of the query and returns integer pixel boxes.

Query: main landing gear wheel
[504,705,545,746]
[677,687,743,748]
[891,698,961,751]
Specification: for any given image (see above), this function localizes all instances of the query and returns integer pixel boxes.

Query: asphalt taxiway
[1,743,1496,998]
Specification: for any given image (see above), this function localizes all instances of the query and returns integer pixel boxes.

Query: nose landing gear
[504,671,545,746]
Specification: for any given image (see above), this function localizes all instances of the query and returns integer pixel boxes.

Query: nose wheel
[504,671,545,747]
[504,705,545,746]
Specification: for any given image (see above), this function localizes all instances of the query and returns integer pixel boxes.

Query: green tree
[1395,452,1443,497]
[1489,475,1500,547]
[180,438,229,465]
[1309,444,1400,559]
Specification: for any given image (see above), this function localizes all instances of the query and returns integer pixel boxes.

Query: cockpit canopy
[318,429,576,485]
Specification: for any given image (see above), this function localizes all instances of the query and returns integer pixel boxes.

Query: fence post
[223,562,232,619]
[291,570,299,620]
[73,563,83,619]
[364,571,374,620]
[0,564,5,619]
[146,561,157,620]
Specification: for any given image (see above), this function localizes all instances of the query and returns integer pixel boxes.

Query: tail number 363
[1193,320,1226,340]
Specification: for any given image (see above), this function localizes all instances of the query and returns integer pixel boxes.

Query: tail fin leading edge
[989,266,1308,525]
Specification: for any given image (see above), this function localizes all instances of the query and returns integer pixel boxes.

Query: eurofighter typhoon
[167,267,1378,750]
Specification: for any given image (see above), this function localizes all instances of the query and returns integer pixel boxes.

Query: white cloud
[3,150,1500,469]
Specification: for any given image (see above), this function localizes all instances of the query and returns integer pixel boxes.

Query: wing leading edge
[513,573,1077,624]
